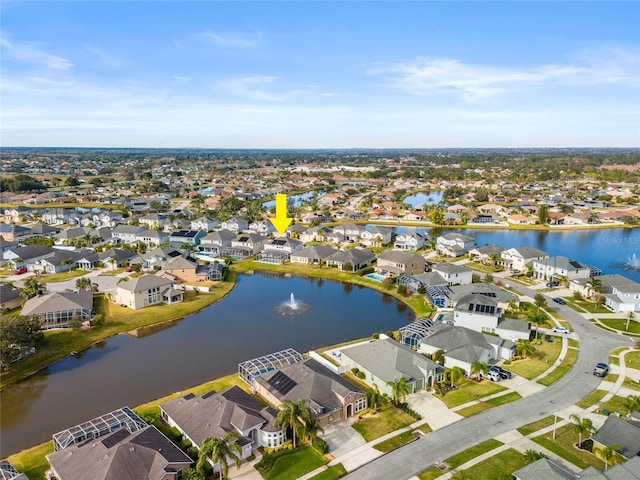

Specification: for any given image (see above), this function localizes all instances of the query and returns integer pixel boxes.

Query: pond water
[0,272,413,456]
[403,191,444,208]
[262,191,324,210]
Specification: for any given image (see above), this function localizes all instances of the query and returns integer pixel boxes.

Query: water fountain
[274,292,310,316]
[627,253,640,270]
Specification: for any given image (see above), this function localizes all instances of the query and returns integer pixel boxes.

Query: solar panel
[267,371,297,395]
[272,239,287,245]
[569,260,582,269]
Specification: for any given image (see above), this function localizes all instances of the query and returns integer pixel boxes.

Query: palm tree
[302,412,324,444]
[108,257,117,270]
[622,394,640,417]
[196,431,242,480]
[569,414,595,448]
[470,361,488,381]
[76,277,92,291]
[62,257,74,272]
[432,349,445,366]
[586,277,602,301]
[527,309,550,340]
[534,293,547,311]
[449,366,465,388]
[366,385,382,413]
[516,339,535,358]
[21,278,46,302]
[524,449,547,464]
[386,377,411,405]
[602,443,621,471]
[275,399,307,448]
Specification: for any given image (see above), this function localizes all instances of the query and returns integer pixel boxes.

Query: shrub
[351,367,360,374]
[179,438,192,450]
[397,285,408,296]
[503,359,512,365]
[356,371,366,379]
[359,266,375,276]
[371,332,380,339]
[385,330,396,340]
[187,446,199,460]
[255,446,299,475]
[312,437,329,454]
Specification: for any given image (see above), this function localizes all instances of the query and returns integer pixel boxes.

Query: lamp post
[552,411,558,439]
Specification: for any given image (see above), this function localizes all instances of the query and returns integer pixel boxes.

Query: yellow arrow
[269,193,293,235]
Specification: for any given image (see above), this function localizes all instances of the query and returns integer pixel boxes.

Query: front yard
[599,318,640,335]
[532,423,605,470]
[38,269,89,283]
[537,347,578,386]
[263,446,327,480]
[351,402,416,442]
[506,338,562,380]
[439,379,507,408]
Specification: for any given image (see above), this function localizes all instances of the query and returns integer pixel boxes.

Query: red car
[125,265,134,272]
[13,267,27,275]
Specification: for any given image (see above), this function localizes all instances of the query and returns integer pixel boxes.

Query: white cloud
[371,49,640,101]
[200,30,260,48]
[0,35,72,70]
[219,75,284,102]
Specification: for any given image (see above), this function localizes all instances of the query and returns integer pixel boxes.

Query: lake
[403,191,444,208]
[262,191,324,210]
[0,272,413,456]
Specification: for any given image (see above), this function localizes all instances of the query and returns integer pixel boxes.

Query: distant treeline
[0,174,46,193]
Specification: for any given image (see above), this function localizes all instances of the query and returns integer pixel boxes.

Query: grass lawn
[418,467,444,480]
[610,356,620,366]
[455,448,527,480]
[623,378,640,391]
[445,439,504,469]
[98,267,126,276]
[263,446,327,480]
[8,442,54,480]
[506,339,562,380]
[598,395,627,416]
[625,350,640,369]
[439,379,507,408]
[0,285,235,389]
[576,389,608,409]
[39,269,89,283]
[568,339,579,348]
[605,374,619,384]
[517,415,555,436]
[456,392,522,417]
[373,430,416,453]
[308,464,347,480]
[351,402,415,442]
[598,319,640,335]
[572,300,610,314]
[416,422,433,434]
[537,347,578,386]
[532,423,605,470]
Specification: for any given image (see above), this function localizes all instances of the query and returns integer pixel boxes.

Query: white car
[552,326,570,334]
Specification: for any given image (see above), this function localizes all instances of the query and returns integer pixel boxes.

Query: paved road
[344,286,634,480]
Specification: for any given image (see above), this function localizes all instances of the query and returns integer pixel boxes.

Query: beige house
[376,250,425,277]
[113,275,183,309]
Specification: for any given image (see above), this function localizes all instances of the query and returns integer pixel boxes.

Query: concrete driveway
[406,390,462,431]
[322,420,366,459]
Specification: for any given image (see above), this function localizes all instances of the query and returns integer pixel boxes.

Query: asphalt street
[344,286,635,480]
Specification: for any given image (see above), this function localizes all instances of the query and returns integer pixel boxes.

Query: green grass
[439,379,507,408]
[1,285,235,389]
[351,401,415,442]
[623,378,640,391]
[537,347,578,386]
[572,299,611,314]
[517,415,555,436]
[532,423,605,470]
[98,267,126,276]
[625,350,640,369]
[39,269,89,283]
[598,395,627,416]
[576,389,608,409]
[454,448,527,480]
[373,430,416,452]
[418,467,445,480]
[308,464,347,480]
[8,442,54,480]
[456,392,522,417]
[610,356,620,366]
[568,339,579,348]
[604,374,619,383]
[506,339,562,380]
[598,319,640,335]
[445,439,504,469]
[262,445,329,480]
[416,422,433,434]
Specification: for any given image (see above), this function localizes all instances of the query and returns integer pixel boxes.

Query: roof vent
[129,446,135,452]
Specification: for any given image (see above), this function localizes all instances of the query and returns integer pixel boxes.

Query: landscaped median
[417,438,505,479]
[537,347,578,386]
[455,391,523,417]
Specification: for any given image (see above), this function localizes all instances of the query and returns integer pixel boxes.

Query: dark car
[593,363,609,377]
[489,365,513,380]
[546,281,560,287]
[13,267,27,275]
[552,297,566,305]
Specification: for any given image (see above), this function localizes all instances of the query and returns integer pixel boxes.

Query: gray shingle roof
[377,250,420,264]
[21,289,93,317]
[512,458,577,480]
[327,248,375,265]
[432,263,472,275]
[292,245,337,260]
[449,283,518,304]
[592,415,640,459]
[117,274,173,293]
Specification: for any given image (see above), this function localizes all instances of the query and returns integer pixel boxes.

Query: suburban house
[0,283,23,311]
[332,223,366,242]
[500,246,548,271]
[299,226,332,243]
[141,247,183,269]
[375,250,425,277]
[46,410,191,480]
[160,386,282,463]
[231,233,268,255]
[432,263,473,285]
[468,244,505,264]
[28,224,61,239]
[98,248,139,268]
[27,249,87,274]
[113,275,183,309]
[532,256,593,282]
[161,254,221,283]
[42,208,79,225]
[604,280,640,313]
[249,220,276,236]
[0,224,32,243]
[111,225,148,244]
[449,283,520,311]
[21,289,93,329]
[513,456,640,480]
[3,206,34,223]
[254,358,367,427]
[190,216,219,232]
[397,272,450,304]
[263,237,303,254]
[507,214,537,225]
[168,229,206,248]
[198,229,237,255]
[394,232,427,251]
[138,213,170,230]
[221,217,249,233]
[361,226,393,246]
[340,338,444,397]
[136,229,169,247]
[2,245,55,269]
[290,245,338,265]
[326,248,376,272]
[73,251,100,270]
[591,414,640,460]
[436,233,476,257]
[452,293,530,340]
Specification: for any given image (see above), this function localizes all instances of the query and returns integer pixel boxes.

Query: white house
[432,263,473,285]
[248,220,276,236]
[532,255,592,281]
[190,216,219,232]
[605,280,640,313]
[436,233,476,257]
[361,226,393,246]
[221,217,248,233]
[394,232,427,251]
[500,246,548,271]
[113,275,183,309]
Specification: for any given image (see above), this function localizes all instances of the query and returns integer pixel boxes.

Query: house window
[354,398,366,413]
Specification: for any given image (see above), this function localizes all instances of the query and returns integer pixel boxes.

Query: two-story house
[432,263,473,285]
[248,220,276,236]
[360,226,393,246]
[376,250,425,277]
[190,216,219,232]
[113,274,183,309]
[500,246,548,272]
[436,233,476,257]
[198,229,237,256]
[394,232,427,251]
[221,217,249,233]
[532,255,593,282]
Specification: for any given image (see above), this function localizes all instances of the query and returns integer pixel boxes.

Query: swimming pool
[365,273,386,282]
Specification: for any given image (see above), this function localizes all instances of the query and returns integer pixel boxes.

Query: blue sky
[1,1,639,148]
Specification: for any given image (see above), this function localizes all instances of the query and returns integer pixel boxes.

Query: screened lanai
[400,317,436,348]
[52,407,147,451]
[239,348,306,388]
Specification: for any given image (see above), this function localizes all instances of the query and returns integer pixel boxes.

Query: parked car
[546,281,560,287]
[489,365,513,380]
[13,267,27,275]
[125,265,134,272]
[593,362,609,377]
[552,326,570,334]
[552,297,566,305]
[510,269,520,274]
[488,371,501,382]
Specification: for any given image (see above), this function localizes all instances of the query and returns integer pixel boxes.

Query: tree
[586,277,602,301]
[626,312,636,331]
[275,399,307,448]
[622,394,640,417]
[21,278,46,301]
[430,208,444,225]
[538,204,549,224]
[524,449,547,464]
[569,414,595,448]
[516,339,535,358]
[62,257,74,272]
[182,469,206,480]
[76,277,92,291]
[386,377,411,405]
[302,412,324,443]
[366,385,382,413]
[0,315,44,367]
[470,361,488,381]
[68,315,82,332]
[602,443,621,471]
[527,309,550,340]
[534,293,547,311]
[449,366,465,388]
[196,431,242,480]
[432,349,445,366]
